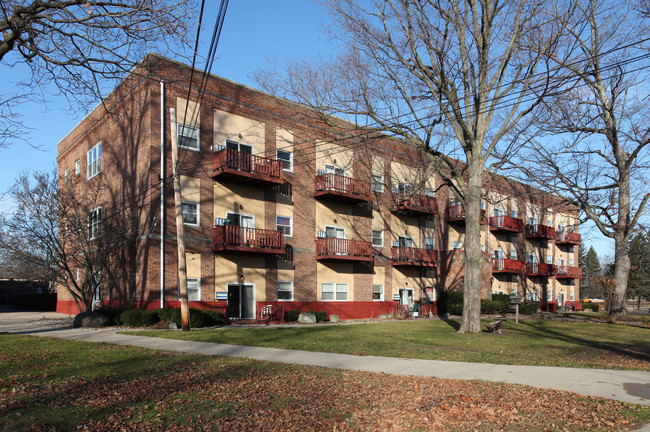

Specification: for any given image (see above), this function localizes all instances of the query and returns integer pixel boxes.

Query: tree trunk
[610,231,630,319]
[459,161,484,334]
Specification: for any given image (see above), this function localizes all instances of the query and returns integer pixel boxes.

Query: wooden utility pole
[170,108,190,331]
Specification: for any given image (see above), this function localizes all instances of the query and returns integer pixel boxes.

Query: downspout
[160,81,165,309]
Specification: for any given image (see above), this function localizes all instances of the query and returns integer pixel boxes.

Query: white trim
[277,281,294,301]
[88,206,102,240]
[371,174,384,193]
[321,282,348,301]
[372,284,384,301]
[276,149,293,172]
[178,277,201,301]
[87,142,102,179]
[177,123,200,151]
[324,225,345,239]
[371,229,384,247]
[181,202,200,227]
[276,215,293,237]
[75,160,81,175]
[226,211,255,228]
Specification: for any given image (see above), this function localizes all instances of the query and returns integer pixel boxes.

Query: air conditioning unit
[317,231,327,238]
[215,217,226,226]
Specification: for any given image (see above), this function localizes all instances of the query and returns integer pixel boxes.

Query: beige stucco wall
[391,267,432,301]
[390,214,421,246]
[213,184,265,229]
[316,141,354,176]
[316,262,355,301]
[214,255,267,300]
[276,128,293,155]
[180,176,200,203]
[315,201,355,238]
[176,98,200,128]
[213,109,265,154]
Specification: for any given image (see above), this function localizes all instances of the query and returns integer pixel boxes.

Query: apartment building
[55,54,581,318]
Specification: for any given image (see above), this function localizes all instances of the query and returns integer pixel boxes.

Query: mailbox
[510,296,524,304]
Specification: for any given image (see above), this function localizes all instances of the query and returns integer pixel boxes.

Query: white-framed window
[371,229,384,247]
[178,278,200,301]
[570,290,574,301]
[321,283,348,301]
[528,217,538,225]
[276,149,293,171]
[75,160,81,175]
[372,284,384,301]
[494,208,504,217]
[425,286,436,302]
[88,207,102,240]
[76,268,80,281]
[277,281,293,301]
[453,241,462,250]
[226,212,255,228]
[178,124,200,151]
[325,225,345,239]
[424,237,435,250]
[276,216,292,237]
[398,235,414,247]
[480,244,486,252]
[557,258,565,267]
[493,249,504,259]
[510,249,517,259]
[569,257,574,266]
[182,202,200,226]
[87,142,102,179]
[511,210,518,218]
[64,169,69,183]
[547,254,553,264]
[547,289,553,301]
[371,174,384,193]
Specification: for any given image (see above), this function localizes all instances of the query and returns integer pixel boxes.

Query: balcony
[211,148,284,187]
[492,258,525,274]
[213,225,284,255]
[489,215,524,233]
[391,192,437,216]
[315,237,373,262]
[391,247,437,267]
[526,262,556,277]
[555,266,583,279]
[313,173,371,203]
[446,204,486,224]
[556,231,581,245]
[525,224,555,240]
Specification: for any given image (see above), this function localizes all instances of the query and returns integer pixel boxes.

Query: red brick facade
[55,54,580,317]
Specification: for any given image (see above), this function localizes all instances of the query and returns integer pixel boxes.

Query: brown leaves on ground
[1,345,648,432]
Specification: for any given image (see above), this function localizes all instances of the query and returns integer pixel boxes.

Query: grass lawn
[1,334,649,431]
[126,318,650,371]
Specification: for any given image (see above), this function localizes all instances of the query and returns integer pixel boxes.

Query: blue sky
[0,0,614,260]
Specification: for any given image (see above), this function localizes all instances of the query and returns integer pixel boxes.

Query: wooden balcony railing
[211,148,284,186]
[556,231,582,245]
[555,266,583,279]
[525,224,555,240]
[492,258,525,273]
[315,237,373,262]
[313,173,371,203]
[526,262,556,277]
[391,247,437,267]
[489,215,524,232]
[392,192,437,216]
[446,204,486,223]
[213,225,284,254]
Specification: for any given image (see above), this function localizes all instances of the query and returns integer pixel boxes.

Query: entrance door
[227,284,255,319]
[226,140,253,171]
[557,292,565,308]
[399,288,414,308]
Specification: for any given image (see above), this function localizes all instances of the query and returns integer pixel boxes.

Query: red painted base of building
[56,300,438,321]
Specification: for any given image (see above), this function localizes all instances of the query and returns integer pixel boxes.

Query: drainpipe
[160,81,165,309]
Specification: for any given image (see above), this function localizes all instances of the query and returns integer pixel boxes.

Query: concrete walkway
[2,310,650,417]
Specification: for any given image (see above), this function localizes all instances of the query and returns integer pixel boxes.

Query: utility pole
[170,108,190,331]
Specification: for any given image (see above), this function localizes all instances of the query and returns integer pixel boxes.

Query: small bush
[285,310,300,322]
[582,302,599,312]
[481,300,509,314]
[95,306,128,325]
[310,311,327,323]
[439,290,463,315]
[118,309,159,327]
[491,293,511,303]
[518,301,540,315]
[155,307,224,328]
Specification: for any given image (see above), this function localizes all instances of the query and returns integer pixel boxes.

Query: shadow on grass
[441,319,461,331]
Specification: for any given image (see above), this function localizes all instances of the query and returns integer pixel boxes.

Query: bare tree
[0,170,119,312]
[255,0,570,333]
[513,0,650,319]
[0,0,194,148]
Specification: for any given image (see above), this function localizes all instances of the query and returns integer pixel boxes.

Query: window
[325,226,345,239]
[64,169,69,183]
[398,236,414,247]
[528,217,538,225]
[322,283,348,301]
[494,208,504,217]
[182,202,199,226]
[371,174,384,193]
[425,286,436,302]
[570,290,574,301]
[178,278,200,301]
[547,254,553,264]
[569,257,574,266]
[324,164,344,175]
[511,210,518,218]
[87,142,102,179]
[276,149,293,171]
[76,268,80,281]
[547,289,553,301]
[75,160,81,175]
[276,216,292,237]
[277,281,293,301]
[424,237,435,250]
[510,249,517,259]
[493,249,504,259]
[372,284,384,301]
[226,212,254,228]
[453,241,462,250]
[424,188,435,197]
[371,229,384,247]
[88,207,102,240]
[178,124,200,151]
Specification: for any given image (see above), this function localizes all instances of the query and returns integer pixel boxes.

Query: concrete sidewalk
[2,310,650,411]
